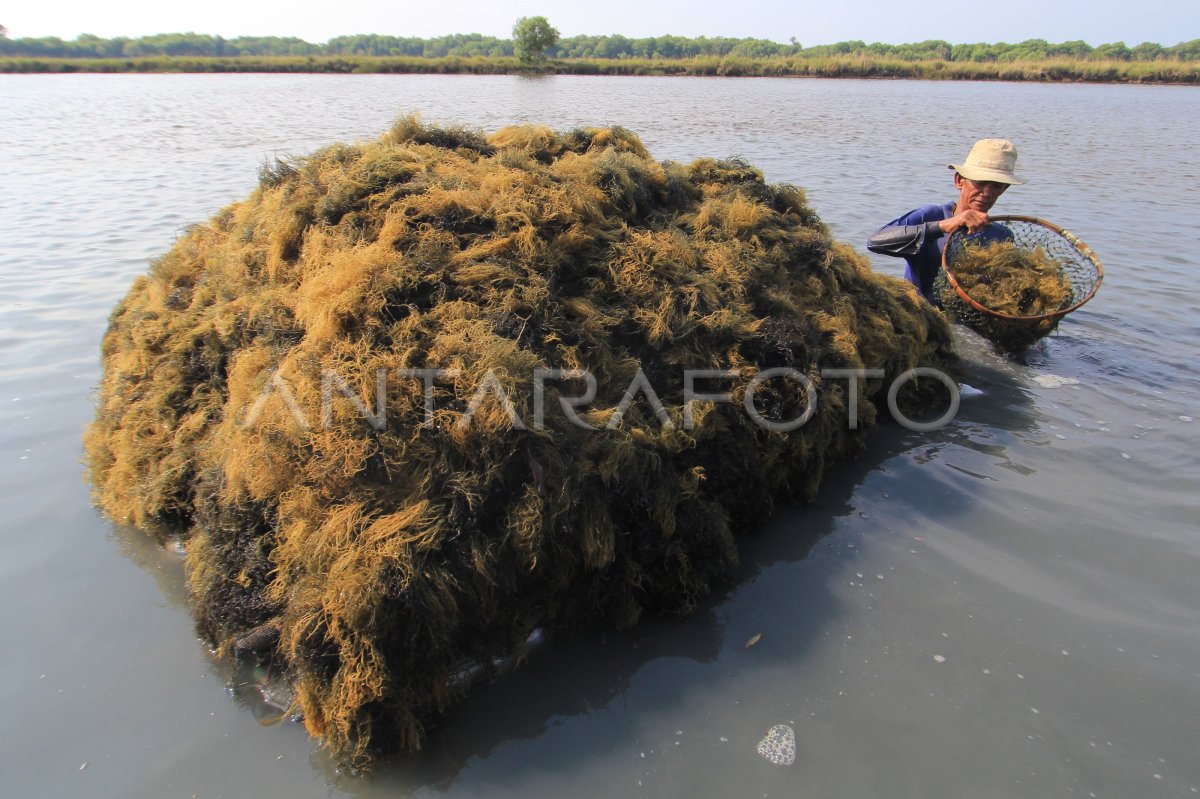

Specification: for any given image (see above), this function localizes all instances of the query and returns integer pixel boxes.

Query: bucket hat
[948,139,1025,185]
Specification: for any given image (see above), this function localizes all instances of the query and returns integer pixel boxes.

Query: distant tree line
[0,32,509,58]
[2,31,1198,62]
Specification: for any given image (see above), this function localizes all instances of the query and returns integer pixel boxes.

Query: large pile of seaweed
[941,240,1073,353]
[86,116,955,768]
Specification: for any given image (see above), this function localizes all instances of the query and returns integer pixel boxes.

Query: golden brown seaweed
[85,116,957,768]
[941,240,1073,353]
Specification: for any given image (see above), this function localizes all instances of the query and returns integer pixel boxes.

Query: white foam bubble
[1032,374,1080,389]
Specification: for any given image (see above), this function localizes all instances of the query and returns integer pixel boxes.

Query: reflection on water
[1,74,1198,799]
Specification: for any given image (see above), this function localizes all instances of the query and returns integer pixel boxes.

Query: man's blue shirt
[867,201,956,302]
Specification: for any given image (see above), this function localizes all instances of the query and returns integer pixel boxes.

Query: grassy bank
[3,54,1197,83]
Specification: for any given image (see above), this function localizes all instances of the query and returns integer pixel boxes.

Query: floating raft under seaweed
[86,116,957,768]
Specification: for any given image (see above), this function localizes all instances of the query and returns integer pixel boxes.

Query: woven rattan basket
[937,215,1103,353]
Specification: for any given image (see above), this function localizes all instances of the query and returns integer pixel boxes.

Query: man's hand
[940,209,989,235]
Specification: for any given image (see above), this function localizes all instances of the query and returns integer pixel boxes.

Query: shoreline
[3,55,1198,85]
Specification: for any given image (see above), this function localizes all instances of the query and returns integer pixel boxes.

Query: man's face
[954,173,1009,213]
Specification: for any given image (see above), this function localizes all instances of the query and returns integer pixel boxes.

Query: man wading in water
[867,139,1025,303]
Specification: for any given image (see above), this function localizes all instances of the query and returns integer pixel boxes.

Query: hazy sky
[3,0,1196,46]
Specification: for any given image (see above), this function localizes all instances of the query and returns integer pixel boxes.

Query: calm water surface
[1,74,1198,798]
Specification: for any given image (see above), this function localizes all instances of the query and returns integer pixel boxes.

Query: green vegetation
[4,52,1196,83]
[2,23,1197,81]
[3,30,1199,63]
[513,16,559,65]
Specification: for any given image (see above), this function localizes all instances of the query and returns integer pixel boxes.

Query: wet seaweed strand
[85,115,957,768]
[942,240,1074,353]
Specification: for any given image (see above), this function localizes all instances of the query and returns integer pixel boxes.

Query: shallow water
[1,74,1197,798]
